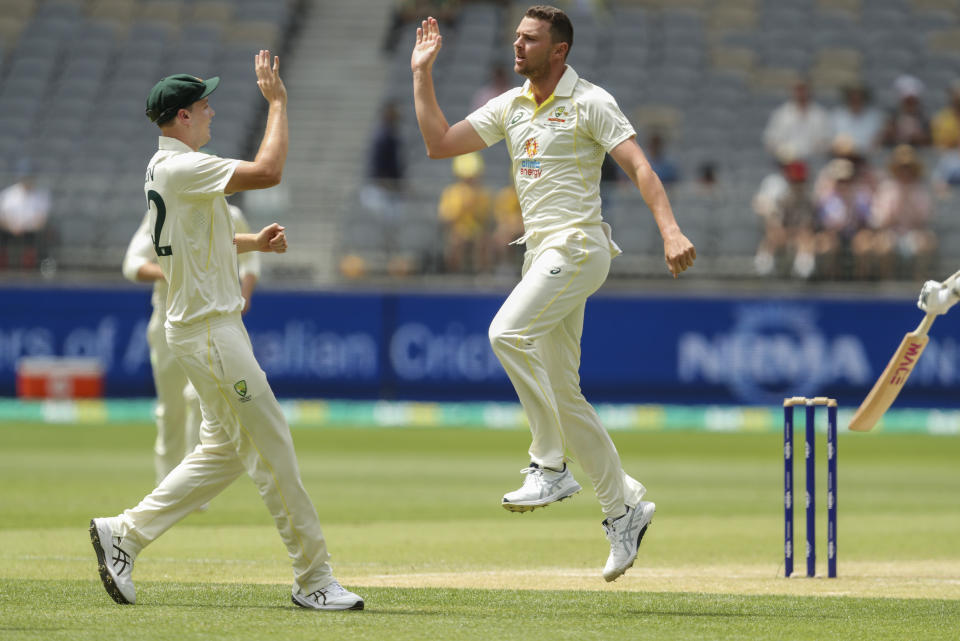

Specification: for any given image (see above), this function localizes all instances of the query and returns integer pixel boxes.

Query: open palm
[411,17,443,72]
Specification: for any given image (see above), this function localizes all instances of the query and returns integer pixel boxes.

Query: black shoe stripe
[89,520,131,605]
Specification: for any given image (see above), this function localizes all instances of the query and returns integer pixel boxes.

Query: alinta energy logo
[524,137,539,157]
[520,137,542,178]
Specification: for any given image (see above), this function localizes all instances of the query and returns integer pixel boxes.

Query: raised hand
[411,17,443,73]
[255,49,286,105]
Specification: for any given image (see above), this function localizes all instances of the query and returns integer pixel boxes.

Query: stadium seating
[356,0,960,280]
[0,0,294,273]
[2,0,960,281]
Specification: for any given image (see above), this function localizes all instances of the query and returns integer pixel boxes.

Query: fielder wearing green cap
[145,74,221,125]
[90,51,364,612]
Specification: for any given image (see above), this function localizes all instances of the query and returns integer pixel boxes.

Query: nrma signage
[679,304,873,404]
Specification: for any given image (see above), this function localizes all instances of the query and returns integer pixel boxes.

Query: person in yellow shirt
[932,84,960,150]
[437,151,492,272]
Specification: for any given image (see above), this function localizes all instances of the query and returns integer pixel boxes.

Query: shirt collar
[158,136,194,153]
[520,65,579,101]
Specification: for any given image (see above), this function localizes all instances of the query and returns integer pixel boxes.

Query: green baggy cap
[145,74,220,123]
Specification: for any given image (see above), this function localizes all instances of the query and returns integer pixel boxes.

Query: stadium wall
[1,286,959,407]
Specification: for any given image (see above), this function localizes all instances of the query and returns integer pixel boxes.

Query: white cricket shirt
[466,66,635,242]
[122,204,261,319]
[143,136,241,328]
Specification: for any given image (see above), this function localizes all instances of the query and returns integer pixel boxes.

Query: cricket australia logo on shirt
[520,137,542,178]
[233,380,252,403]
[548,106,567,123]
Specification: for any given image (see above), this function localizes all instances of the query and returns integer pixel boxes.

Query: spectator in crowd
[932,82,960,150]
[816,158,874,280]
[437,151,492,273]
[384,0,460,52]
[763,79,832,162]
[367,101,405,192]
[472,65,512,111]
[645,131,680,187]
[881,75,931,148]
[933,133,960,197]
[861,145,936,280]
[694,161,718,194]
[360,101,406,251]
[0,166,51,270]
[753,158,817,278]
[814,134,879,203]
[753,146,795,226]
[489,184,524,275]
[831,84,883,155]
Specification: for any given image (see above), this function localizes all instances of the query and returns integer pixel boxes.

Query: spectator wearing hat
[437,151,492,273]
[753,157,817,278]
[816,158,874,280]
[814,135,879,203]
[0,163,51,271]
[863,145,936,280]
[763,80,833,162]
[831,85,884,155]
[881,75,931,148]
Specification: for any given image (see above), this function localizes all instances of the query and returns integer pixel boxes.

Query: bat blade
[848,331,929,432]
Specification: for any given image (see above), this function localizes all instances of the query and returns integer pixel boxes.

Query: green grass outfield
[1,421,959,640]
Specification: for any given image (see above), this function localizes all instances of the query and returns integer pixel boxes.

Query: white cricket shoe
[89,518,137,604]
[602,501,656,582]
[292,581,364,611]
[501,462,582,512]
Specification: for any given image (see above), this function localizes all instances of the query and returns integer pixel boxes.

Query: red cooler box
[16,357,104,399]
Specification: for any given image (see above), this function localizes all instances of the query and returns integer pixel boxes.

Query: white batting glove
[917,279,960,315]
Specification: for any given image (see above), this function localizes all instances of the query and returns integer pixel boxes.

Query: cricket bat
[848,269,960,432]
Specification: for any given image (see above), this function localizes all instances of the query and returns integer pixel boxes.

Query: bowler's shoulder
[486,86,525,109]
[573,78,619,106]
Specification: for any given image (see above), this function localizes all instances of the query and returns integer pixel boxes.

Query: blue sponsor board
[1,286,959,406]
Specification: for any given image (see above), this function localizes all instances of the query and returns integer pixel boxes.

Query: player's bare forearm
[241,273,258,300]
[610,139,696,277]
[410,17,486,158]
[234,233,258,253]
[240,273,258,314]
[135,263,165,282]
[413,69,452,158]
[226,52,288,192]
[235,223,287,254]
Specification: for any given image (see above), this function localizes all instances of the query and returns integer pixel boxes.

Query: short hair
[525,5,573,60]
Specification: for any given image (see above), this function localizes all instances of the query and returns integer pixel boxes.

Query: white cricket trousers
[146,307,191,485]
[114,313,334,593]
[488,224,645,519]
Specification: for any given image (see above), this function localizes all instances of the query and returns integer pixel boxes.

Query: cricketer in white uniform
[412,7,696,581]
[90,52,363,611]
[123,204,261,486]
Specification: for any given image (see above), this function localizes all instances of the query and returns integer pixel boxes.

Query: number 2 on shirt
[147,189,173,256]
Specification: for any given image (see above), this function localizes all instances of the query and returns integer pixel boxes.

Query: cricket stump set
[783,396,837,578]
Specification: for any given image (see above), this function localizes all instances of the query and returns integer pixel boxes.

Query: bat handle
[915,313,936,338]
